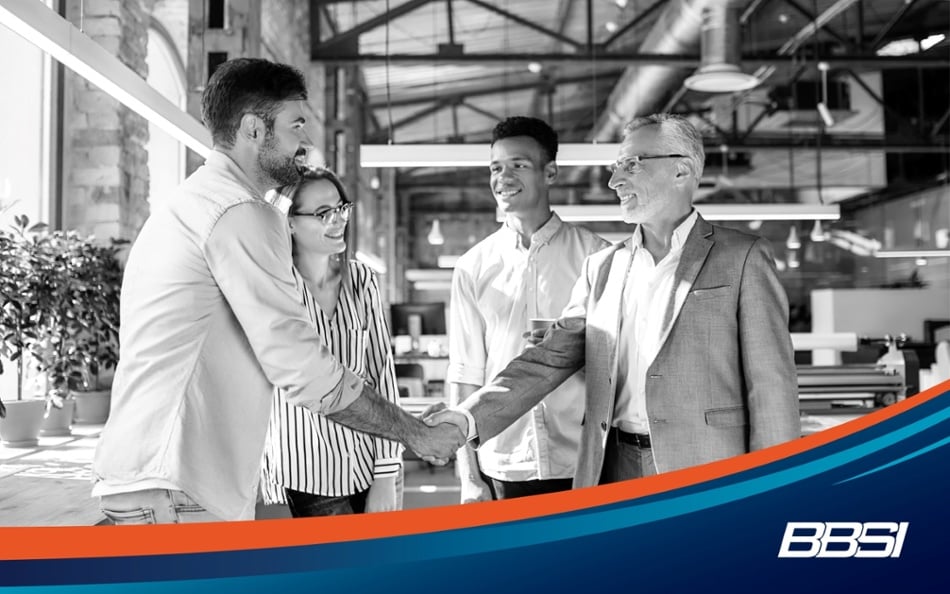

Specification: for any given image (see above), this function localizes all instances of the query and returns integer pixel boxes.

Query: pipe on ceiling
[588,0,740,143]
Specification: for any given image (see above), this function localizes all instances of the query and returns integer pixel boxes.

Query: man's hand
[522,326,548,346]
[459,473,493,504]
[406,419,465,466]
[424,407,469,434]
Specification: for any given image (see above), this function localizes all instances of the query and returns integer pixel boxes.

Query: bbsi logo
[778,522,909,558]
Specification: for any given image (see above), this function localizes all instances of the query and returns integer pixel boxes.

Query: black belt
[612,427,651,449]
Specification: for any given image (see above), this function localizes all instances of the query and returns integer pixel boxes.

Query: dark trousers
[285,488,369,517]
[599,429,657,485]
[489,477,574,500]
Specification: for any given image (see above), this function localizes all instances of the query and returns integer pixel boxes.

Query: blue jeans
[285,488,369,517]
[99,489,221,524]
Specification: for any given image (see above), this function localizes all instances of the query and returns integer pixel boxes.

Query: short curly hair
[491,116,558,163]
[201,58,307,148]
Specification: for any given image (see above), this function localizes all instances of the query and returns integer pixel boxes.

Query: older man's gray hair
[623,114,705,187]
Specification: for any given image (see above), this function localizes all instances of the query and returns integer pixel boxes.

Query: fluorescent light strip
[874,249,950,259]
[405,268,453,282]
[362,143,887,168]
[0,0,211,157]
[496,203,841,222]
[362,143,621,167]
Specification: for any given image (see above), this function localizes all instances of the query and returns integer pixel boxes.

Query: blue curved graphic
[2,387,949,594]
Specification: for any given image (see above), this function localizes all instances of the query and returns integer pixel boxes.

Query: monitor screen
[390,302,446,336]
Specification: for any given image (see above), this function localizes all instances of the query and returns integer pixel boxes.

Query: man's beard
[258,132,300,187]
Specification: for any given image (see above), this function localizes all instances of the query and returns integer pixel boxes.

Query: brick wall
[61,0,328,240]
[62,0,153,241]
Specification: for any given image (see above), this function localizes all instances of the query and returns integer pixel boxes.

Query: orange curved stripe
[2,378,947,561]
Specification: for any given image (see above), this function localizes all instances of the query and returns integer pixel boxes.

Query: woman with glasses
[260,168,403,516]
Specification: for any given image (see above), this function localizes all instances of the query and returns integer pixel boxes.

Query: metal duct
[701,2,742,67]
[588,0,718,143]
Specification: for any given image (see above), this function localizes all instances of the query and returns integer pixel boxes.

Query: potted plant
[0,215,54,446]
[29,226,123,427]
[0,216,123,439]
[58,236,122,425]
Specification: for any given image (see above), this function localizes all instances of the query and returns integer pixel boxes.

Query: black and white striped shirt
[260,261,403,501]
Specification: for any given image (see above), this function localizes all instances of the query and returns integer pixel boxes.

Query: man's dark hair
[491,116,558,163]
[200,58,308,148]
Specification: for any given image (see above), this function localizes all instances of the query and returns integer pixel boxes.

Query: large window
[145,25,187,205]
[0,15,55,398]
[0,20,53,227]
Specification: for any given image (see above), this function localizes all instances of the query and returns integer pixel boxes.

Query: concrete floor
[0,410,862,526]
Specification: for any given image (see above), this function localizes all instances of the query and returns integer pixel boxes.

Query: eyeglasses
[607,154,686,175]
[291,202,354,224]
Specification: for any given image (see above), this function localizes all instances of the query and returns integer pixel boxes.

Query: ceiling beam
[368,68,625,108]
[462,0,584,49]
[869,0,922,50]
[458,101,501,123]
[781,0,855,50]
[529,0,578,118]
[777,0,862,55]
[312,0,433,56]
[368,98,456,142]
[316,52,948,69]
[603,0,667,48]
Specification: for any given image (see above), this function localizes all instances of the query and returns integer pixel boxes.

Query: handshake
[405,403,471,466]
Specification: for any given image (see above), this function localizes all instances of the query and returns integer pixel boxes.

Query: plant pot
[72,389,111,425]
[40,399,75,437]
[0,400,47,447]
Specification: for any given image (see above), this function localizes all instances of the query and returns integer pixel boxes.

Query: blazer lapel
[657,217,714,351]
[599,242,632,382]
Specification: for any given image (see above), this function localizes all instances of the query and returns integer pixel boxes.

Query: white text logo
[777,522,909,558]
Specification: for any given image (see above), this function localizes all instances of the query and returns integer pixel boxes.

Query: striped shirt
[261,260,403,502]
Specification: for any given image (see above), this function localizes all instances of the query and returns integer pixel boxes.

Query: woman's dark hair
[277,168,354,281]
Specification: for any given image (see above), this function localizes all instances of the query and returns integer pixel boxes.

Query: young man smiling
[432,114,799,487]
[447,117,608,502]
[92,59,463,523]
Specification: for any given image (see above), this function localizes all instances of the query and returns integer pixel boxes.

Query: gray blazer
[462,215,800,488]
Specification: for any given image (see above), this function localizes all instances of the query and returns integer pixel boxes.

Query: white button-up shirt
[448,214,608,481]
[92,151,364,521]
[614,210,698,434]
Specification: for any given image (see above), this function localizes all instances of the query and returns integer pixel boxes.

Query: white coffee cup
[529,318,556,333]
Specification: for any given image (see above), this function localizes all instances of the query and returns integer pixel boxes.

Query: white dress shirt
[448,214,608,481]
[613,210,698,434]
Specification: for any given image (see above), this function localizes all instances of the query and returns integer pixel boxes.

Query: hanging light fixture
[816,62,835,128]
[684,3,759,93]
[427,219,445,245]
[787,250,800,269]
[786,225,801,249]
[809,220,826,242]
